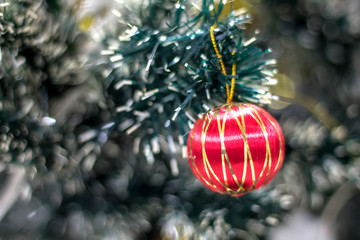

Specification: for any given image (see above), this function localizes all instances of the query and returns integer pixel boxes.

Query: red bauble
[187,102,285,197]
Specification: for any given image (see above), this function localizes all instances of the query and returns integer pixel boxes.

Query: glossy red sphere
[187,102,285,197]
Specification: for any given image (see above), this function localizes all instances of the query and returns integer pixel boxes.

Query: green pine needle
[102,0,278,157]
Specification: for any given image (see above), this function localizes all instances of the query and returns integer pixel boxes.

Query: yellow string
[226,84,230,100]
[210,24,237,103]
[229,51,236,102]
[210,25,227,76]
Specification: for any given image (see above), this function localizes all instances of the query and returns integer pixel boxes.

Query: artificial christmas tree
[0,0,360,239]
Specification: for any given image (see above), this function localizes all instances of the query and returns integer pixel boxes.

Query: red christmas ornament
[187,102,285,197]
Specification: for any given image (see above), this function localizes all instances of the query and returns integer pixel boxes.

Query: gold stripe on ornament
[228,104,248,190]
[216,106,244,192]
[202,112,238,194]
[240,108,256,188]
[189,118,213,187]
[230,103,273,191]
[210,109,244,194]
[241,104,273,188]
[190,115,225,194]
[247,107,273,186]
[190,112,240,195]
[201,113,226,193]
[252,107,282,181]
[217,109,229,191]
[229,105,255,190]
[256,109,284,181]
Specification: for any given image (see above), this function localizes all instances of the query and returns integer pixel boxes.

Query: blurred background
[0,0,360,239]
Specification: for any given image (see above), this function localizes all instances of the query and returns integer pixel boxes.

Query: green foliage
[103,0,277,156]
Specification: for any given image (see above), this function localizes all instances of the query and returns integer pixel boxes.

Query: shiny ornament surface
[187,102,285,197]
